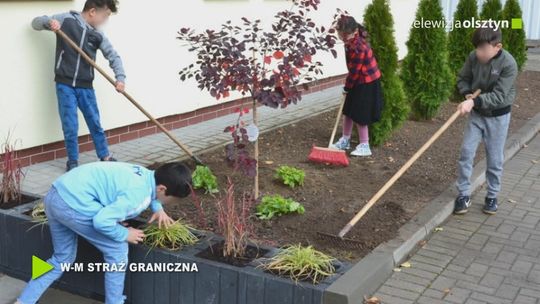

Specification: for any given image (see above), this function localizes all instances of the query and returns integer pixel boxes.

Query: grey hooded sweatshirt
[32,11,126,89]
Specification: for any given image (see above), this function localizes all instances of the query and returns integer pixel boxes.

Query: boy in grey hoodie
[454,26,518,215]
[32,0,125,171]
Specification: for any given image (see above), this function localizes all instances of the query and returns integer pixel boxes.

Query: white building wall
[0,0,420,149]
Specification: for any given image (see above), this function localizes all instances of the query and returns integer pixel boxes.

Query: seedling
[262,244,336,284]
[143,220,198,251]
[192,165,219,194]
[256,195,305,220]
[274,166,305,188]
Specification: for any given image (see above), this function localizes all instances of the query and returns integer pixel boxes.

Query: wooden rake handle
[337,89,481,238]
[55,30,203,165]
[328,94,347,148]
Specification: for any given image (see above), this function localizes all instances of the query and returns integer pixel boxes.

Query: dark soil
[195,241,270,267]
[152,71,540,262]
[0,194,39,210]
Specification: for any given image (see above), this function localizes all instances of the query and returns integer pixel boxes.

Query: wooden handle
[328,95,347,148]
[55,30,201,163]
[338,89,481,238]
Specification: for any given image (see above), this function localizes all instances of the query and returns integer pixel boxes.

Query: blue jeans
[56,83,110,161]
[18,187,128,304]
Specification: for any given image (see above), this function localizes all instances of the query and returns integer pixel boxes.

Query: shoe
[100,156,117,162]
[453,195,471,214]
[350,143,372,157]
[66,160,78,172]
[483,197,498,215]
[331,137,351,150]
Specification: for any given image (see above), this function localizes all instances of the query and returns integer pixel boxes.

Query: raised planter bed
[0,200,351,304]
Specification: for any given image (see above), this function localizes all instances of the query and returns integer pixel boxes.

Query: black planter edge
[323,111,540,304]
[0,197,354,304]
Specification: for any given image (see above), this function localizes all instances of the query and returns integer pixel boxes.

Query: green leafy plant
[256,195,305,220]
[262,244,336,284]
[401,0,452,120]
[143,220,199,251]
[274,166,305,188]
[192,165,219,194]
[480,0,502,20]
[448,0,478,101]
[502,0,527,71]
[362,0,410,146]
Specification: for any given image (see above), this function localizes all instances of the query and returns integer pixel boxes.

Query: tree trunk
[252,99,259,199]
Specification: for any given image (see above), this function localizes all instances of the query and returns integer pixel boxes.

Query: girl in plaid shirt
[332,15,384,157]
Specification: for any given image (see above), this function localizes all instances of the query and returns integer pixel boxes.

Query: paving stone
[375,135,540,304]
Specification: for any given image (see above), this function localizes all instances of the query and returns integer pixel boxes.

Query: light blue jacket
[53,162,163,242]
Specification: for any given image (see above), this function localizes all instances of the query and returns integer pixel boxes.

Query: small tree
[502,0,527,71]
[401,0,452,120]
[178,0,338,198]
[480,0,502,21]
[1,132,24,204]
[447,0,477,101]
[362,0,409,146]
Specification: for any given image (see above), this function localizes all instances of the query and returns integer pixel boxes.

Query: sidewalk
[372,133,540,304]
[21,86,341,196]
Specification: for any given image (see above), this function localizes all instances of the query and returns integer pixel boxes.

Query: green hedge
[401,0,452,120]
[363,0,409,146]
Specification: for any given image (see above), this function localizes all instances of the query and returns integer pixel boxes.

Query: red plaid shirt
[344,33,381,91]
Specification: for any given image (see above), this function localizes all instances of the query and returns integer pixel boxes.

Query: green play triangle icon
[32,255,54,280]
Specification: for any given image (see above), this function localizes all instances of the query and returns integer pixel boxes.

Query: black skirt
[343,79,384,125]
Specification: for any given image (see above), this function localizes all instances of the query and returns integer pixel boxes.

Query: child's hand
[49,19,60,31]
[458,99,474,115]
[148,209,174,228]
[126,227,145,244]
[115,81,125,93]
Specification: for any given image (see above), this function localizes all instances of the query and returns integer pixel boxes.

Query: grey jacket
[457,49,518,117]
[32,11,126,89]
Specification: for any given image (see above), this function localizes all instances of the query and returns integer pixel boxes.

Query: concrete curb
[323,111,540,304]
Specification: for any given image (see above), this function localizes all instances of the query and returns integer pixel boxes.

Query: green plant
[262,244,336,284]
[502,0,527,71]
[27,200,48,231]
[447,0,478,101]
[401,0,452,120]
[192,165,219,194]
[30,201,47,224]
[274,166,305,188]
[362,0,410,146]
[256,195,305,220]
[143,220,198,251]
[1,132,24,204]
[480,0,502,20]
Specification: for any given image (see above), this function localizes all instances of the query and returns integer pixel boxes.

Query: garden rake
[308,95,349,166]
[318,89,481,249]
[55,29,204,166]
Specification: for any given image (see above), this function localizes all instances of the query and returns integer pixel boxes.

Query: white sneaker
[351,143,372,157]
[331,137,351,150]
